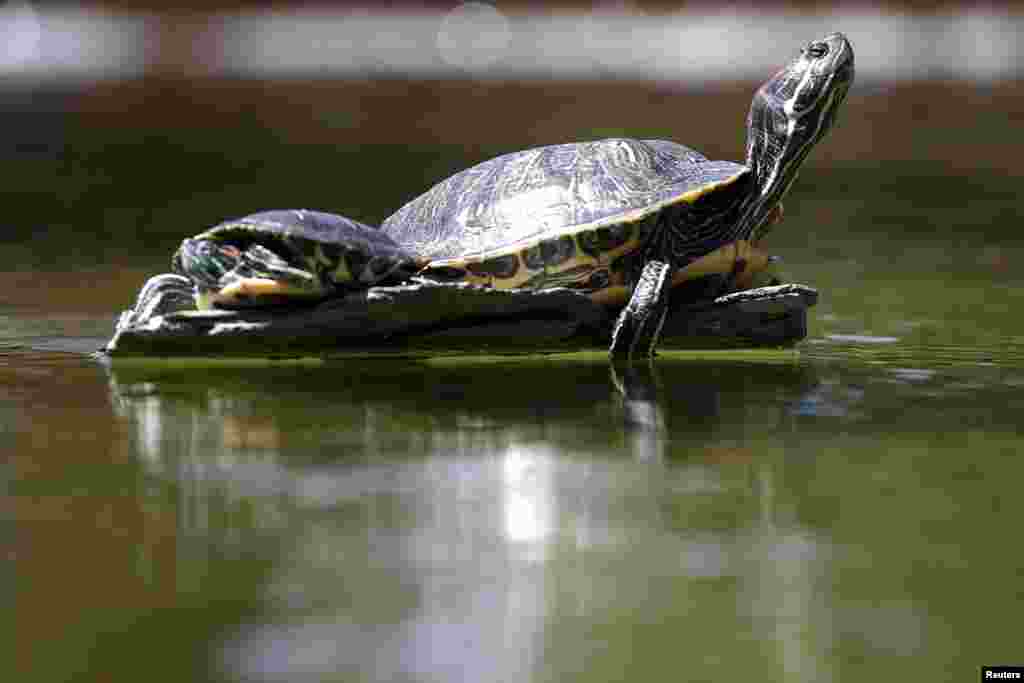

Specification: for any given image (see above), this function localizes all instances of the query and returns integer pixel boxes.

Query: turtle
[379,31,854,357]
[170,209,424,310]
[162,32,852,357]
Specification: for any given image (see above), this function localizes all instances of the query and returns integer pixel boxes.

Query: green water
[7,143,1024,681]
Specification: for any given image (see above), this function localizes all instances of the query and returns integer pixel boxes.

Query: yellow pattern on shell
[425,171,747,293]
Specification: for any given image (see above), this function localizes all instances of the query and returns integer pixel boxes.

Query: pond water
[7,163,1024,682]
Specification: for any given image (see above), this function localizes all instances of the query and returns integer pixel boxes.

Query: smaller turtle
[172,209,423,309]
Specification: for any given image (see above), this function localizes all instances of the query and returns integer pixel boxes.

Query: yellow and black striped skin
[381,139,754,305]
[176,209,424,299]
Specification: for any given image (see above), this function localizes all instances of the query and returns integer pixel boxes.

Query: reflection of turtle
[133,32,852,357]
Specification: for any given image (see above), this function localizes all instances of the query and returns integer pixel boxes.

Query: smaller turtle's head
[174,238,242,291]
[743,32,854,239]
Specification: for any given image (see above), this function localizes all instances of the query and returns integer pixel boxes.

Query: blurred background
[8,2,1024,682]
[4,0,1023,271]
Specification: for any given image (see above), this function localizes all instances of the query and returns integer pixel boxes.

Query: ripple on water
[0,312,113,356]
[823,334,901,344]
[887,367,936,383]
[805,337,1024,371]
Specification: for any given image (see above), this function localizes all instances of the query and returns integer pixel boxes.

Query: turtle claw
[609,260,673,359]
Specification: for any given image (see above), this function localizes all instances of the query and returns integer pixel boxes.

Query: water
[7,114,1024,681]
[8,220,1024,682]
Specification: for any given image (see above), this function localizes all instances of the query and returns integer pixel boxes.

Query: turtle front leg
[609,260,673,359]
[115,272,195,331]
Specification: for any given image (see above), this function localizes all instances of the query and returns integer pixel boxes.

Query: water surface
[7,162,1024,681]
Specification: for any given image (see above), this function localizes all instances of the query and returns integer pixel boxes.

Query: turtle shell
[381,138,751,297]
[174,210,423,302]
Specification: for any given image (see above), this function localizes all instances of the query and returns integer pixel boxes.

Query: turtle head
[742,32,854,239]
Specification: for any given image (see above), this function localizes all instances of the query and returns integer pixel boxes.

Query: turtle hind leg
[715,256,748,298]
[609,260,673,359]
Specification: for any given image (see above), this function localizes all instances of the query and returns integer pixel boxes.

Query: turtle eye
[806,42,829,59]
